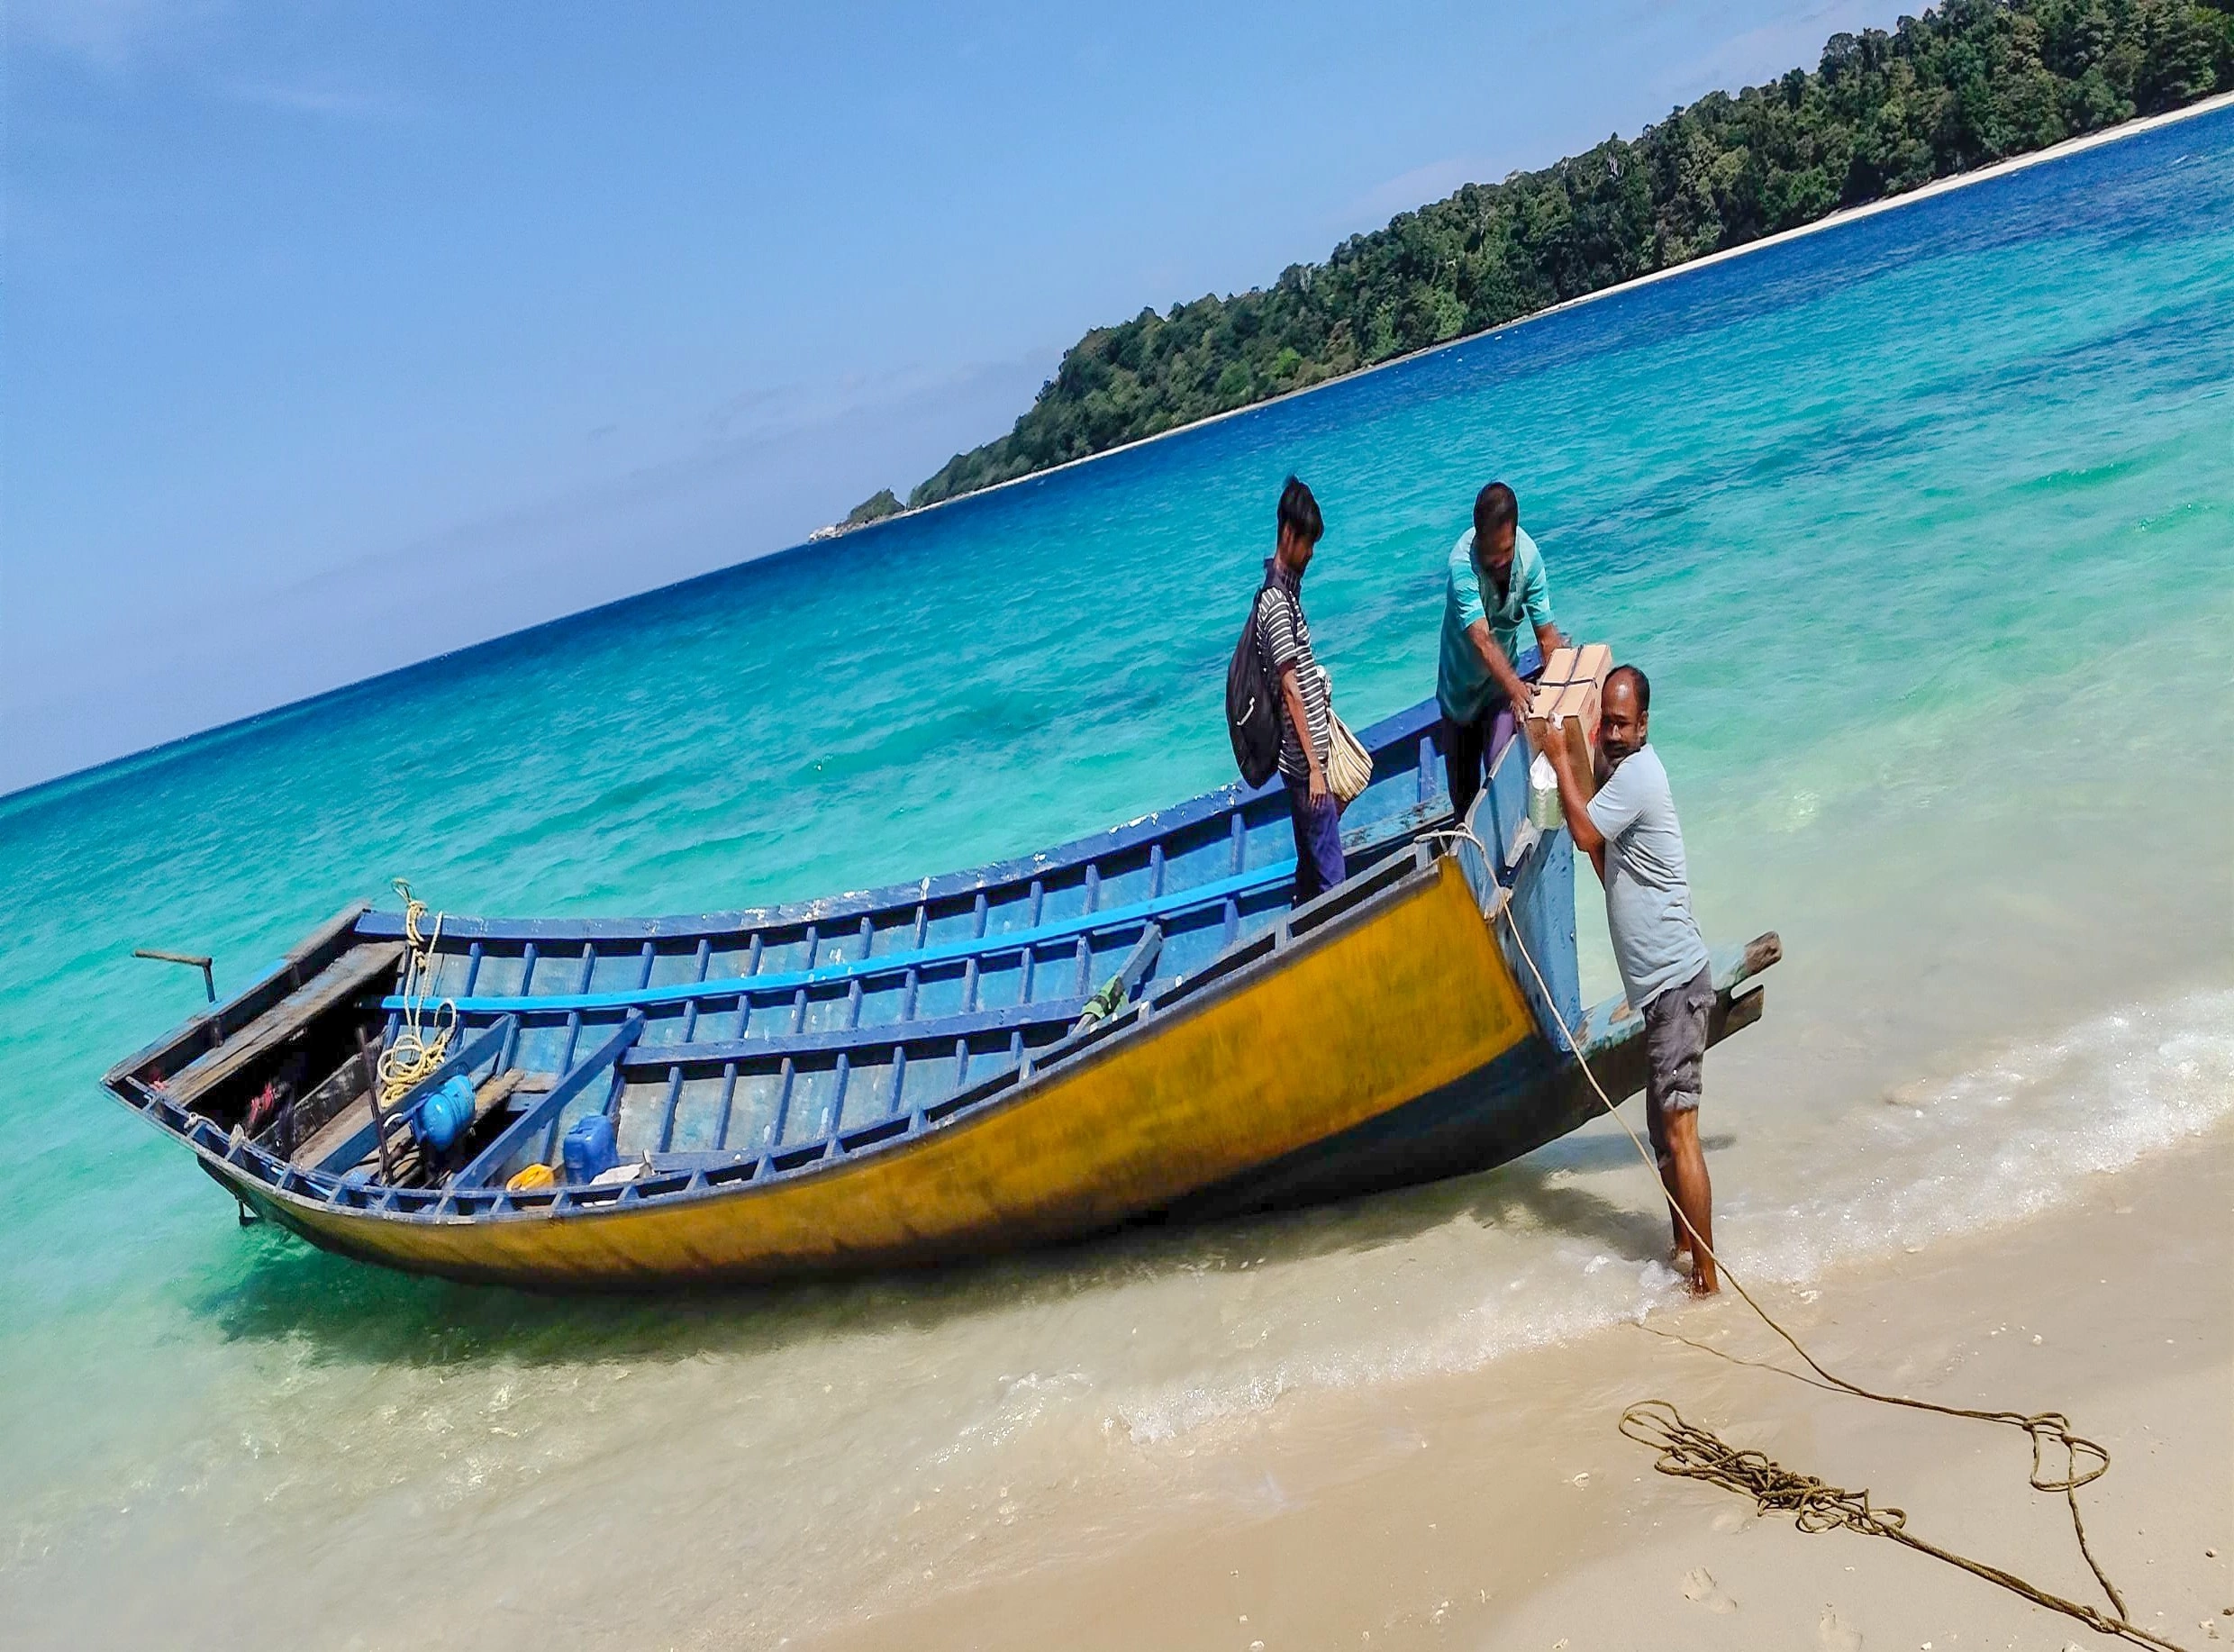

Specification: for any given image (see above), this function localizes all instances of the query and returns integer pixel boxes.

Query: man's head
[1472,482,1519,578]
[1276,475,1323,570]
[1600,664,1651,767]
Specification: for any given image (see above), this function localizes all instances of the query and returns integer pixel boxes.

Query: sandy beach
[806,1123,2232,1651]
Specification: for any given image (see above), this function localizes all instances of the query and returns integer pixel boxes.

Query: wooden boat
[103,700,1779,1290]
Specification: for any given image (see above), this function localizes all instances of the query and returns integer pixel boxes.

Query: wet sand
[807,1125,2233,1651]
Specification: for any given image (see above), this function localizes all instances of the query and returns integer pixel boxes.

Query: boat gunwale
[388,821,1441,1018]
[349,700,1445,948]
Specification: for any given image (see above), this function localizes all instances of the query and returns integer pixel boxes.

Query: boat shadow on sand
[186,1122,1737,1371]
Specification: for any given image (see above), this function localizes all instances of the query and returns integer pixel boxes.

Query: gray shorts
[1642,964,1714,1128]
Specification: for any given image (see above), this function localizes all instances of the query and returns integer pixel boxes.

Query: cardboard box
[1528,681,1600,783]
[1532,642,1611,694]
[1525,643,1611,802]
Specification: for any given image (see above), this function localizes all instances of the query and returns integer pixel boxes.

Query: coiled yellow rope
[375,878,456,1106]
[1425,824,2190,1651]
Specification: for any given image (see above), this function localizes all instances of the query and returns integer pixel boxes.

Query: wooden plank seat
[163,942,405,1109]
[288,1091,377,1173]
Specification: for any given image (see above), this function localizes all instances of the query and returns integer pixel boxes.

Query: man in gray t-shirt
[1540,664,1719,1294]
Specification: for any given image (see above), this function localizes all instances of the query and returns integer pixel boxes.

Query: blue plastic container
[562,1113,619,1183]
[413,1075,477,1152]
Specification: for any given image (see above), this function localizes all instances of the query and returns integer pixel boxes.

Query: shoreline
[843,89,2234,533]
[805,1122,2234,1651]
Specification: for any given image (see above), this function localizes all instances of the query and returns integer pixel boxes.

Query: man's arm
[1541,722,1607,881]
[1279,661,1328,804]
[1521,550,1564,663]
[1467,619,1534,717]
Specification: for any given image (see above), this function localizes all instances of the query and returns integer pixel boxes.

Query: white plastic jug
[1527,751,1564,830]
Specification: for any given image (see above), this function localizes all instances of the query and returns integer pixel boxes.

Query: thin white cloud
[223,79,417,122]
[10,0,224,70]
[14,2,410,122]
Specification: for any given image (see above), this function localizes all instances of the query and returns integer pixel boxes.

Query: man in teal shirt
[1437,481,1567,821]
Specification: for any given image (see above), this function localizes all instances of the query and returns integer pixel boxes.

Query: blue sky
[3,0,1897,792]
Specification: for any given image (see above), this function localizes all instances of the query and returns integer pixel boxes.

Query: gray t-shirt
[1585,744,1710,1011]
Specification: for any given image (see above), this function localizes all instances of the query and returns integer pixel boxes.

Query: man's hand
[1518,684,1553,751]
[1468,619,1532,718]
[1542,726,1606,860]
[1537,711,1569,772]
[1276,659,1322,807]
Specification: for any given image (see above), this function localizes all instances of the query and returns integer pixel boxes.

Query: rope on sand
[1424,825,2189,1652]
[1617,1401,2183,1649]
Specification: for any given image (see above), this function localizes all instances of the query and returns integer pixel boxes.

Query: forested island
[842,0,2229,523]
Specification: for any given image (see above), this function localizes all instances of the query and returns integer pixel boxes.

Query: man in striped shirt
[1257,476,1344,903]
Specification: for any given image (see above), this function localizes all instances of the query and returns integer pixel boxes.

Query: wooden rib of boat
[102,700,1779,1291]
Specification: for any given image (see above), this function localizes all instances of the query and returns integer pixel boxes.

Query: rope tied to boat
[1421,824,2190,1652]
[376,878,457,1107]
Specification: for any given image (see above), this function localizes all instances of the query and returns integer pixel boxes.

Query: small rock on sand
[1680,1566,1738,1613]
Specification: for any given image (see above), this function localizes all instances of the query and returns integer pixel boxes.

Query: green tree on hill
[905,0,2231,511]
[843,488,905,527]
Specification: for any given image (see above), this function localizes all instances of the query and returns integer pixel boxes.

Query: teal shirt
[1437,526,1555,723]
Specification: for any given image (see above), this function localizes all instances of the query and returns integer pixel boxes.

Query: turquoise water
[4,111,2230,1647]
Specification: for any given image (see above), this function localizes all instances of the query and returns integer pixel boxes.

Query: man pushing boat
[1538,665,1720,1294]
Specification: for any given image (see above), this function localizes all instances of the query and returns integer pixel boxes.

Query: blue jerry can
[562,1113,619,1183]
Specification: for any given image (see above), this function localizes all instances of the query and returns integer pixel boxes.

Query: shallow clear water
[3,110,2230,1648]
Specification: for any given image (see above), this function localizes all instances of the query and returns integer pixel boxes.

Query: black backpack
[1226,576,1281,787]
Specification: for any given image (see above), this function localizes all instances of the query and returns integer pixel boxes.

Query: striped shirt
[1256,558,1330,781]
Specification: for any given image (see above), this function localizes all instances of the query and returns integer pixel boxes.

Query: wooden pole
[355,1023,395,1184]
[133,948,216,1003]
